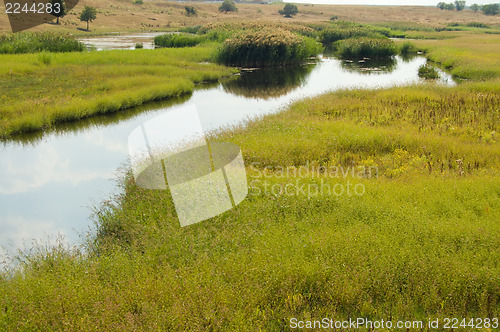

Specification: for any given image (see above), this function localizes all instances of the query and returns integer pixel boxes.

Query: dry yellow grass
[1,1,499,33]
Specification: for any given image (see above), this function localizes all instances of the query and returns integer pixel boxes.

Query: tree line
[437,1,499,15]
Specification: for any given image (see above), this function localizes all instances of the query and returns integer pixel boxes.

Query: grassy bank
[0,82,498,330]
[411,32,500,80]
[0,32,85,54]
[0,45,235,138]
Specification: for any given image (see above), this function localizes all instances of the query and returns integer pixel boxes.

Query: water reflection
[0,55,456,258]
[222,64,315,99]
[340,57,397,74]
[2,95,192,146]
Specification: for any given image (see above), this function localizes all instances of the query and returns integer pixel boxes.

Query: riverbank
[1,81,498,329]
[0,44,236,138]
[1,14,499,330]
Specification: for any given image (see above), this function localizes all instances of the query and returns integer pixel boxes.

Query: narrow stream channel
[0,34,455,263]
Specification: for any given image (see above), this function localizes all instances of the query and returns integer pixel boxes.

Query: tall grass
[412,32,500,80]
[1,83,498,330]
[154,33,206,48]
[334,37,397,59]
[0,32,85,54]
[215,29,322,67]
[0,45,236,138]
[319,22,391,44]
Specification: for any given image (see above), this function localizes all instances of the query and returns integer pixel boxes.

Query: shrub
[279,3,298,18]
[329,15,339,21]
[0,32,85,54]
[481,4,499,15]
[399,41,418,55]
[133,0,143,4]
[179,25,202,34]
[334,38,397,59]
[219,0,238,13]
[184,5,197,17]
[135,43,143,49]
[418,64,440,79]
[215,29,322,67]
[154,33,205,48]
[466,22,490,28]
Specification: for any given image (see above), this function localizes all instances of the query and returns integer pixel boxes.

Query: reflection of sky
[0,55,454,255]
[77,33,164,51]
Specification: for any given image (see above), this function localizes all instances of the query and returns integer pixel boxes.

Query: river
[0,34,454,265]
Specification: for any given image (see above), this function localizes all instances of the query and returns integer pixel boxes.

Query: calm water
[0,37,455,263]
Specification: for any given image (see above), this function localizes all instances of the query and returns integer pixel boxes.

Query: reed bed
[0,32,85,54]
[215,28,322,67]
[153,33,206,48]
[0,45,235,138]
[334,37,397,59]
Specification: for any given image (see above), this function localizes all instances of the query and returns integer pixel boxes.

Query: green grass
[318,22,391,44]
[334,37,397,59]
[0,45,236,138]
[1,83,498,330]
[412,32,500,80]
[215,28,322,67]
[154,33,206,48]
[418,64,440,79]
[0,32,85,54]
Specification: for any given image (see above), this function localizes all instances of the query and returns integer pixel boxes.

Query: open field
[1,1,500,33]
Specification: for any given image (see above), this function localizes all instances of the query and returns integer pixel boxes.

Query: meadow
[0,4,499,331]
[0,82,498,330]
[0,44,235,138]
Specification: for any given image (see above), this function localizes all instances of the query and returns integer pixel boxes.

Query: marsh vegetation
[0,9,499,330]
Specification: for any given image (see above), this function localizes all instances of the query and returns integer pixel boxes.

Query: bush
[334,38,397,59]
[184,5,197,17]
[0,32,85,54]
[466,22,490,28]
[215,29,322,67]
[329,15,339,21]
[279,3,298,18]
[219,0,238,13]
[481,4,499,15]
[418,64,440,79]
[399,41,418,55]
[135,43,143,49]
[154,33,205,48]
[133,0,143,4]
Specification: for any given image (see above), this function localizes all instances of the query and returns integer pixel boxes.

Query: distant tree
[455,0,466,11]
[437,2,446,9]
[185,5,197,17]
[481,3,499,15]
[218,0,238,13]
[50,0,66,24]
[444,3,455,10]
[79,6,97,31]
[470,3,479,12]
[279,3,298,18]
